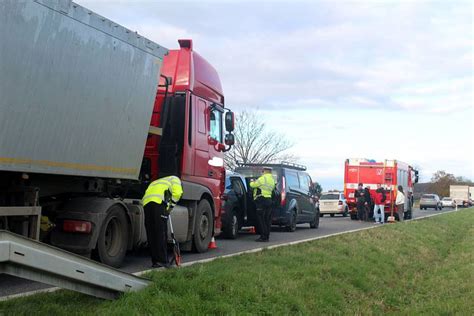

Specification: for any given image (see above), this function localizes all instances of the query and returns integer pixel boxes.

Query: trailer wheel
[96,206,129,268]
[193,199,213,253]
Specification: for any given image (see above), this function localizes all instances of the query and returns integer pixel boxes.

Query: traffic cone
[208,236,217,249]
[249,226,256,234]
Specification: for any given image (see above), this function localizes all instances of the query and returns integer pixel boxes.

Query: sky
[78,0,473,190]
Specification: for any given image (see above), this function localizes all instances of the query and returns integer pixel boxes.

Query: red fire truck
[344,159,419,220]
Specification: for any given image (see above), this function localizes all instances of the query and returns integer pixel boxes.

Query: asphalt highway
[0,207,454,299]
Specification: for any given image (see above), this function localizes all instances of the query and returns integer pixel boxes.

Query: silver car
[441,197,455,208]
[420,194,443,210]
[319,192,348,217]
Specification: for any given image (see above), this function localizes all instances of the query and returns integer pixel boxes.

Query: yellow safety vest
[250,173,275,199]
[142,176,183,207]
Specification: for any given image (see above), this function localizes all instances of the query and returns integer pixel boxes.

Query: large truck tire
[96,205,129,268]
[193,199,213,253]
[222,208,239,239]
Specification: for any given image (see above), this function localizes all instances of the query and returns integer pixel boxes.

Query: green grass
[1,209,473,315]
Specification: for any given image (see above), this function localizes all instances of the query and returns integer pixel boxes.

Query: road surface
[0,207,453,299]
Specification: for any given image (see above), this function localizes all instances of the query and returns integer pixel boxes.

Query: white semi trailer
[450,185,470,207]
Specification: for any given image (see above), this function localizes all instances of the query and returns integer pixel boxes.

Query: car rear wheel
[310,210,319,229]
[223,208,239,239]
[286,210,297,232]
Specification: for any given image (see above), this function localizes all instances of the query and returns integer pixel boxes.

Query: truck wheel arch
[51,197,133,253]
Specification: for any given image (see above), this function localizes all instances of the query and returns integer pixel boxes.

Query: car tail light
[63,220,92,234]
[281,176,286,207]
[338,200,343,205]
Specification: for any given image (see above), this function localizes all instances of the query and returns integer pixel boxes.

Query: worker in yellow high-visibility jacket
[142,175,183,268]
[250,167,276,242]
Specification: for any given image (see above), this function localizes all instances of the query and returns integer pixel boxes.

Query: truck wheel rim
[199,214,209,239]
[104,217,121,256]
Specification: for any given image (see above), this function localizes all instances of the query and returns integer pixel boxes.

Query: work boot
[152,262,170,269]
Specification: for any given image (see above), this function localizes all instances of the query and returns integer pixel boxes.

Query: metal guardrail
[0,230,150,300]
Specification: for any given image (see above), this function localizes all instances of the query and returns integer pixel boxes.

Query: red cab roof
[160,39,224,105]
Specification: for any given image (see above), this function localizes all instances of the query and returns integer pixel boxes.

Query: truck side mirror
[225,133,235,146]
[225,111,235,132]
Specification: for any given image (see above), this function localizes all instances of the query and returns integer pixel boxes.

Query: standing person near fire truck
[354,183,367,221]
[396,185,406,222]
[364,186,373,221]
[250,167,276,242]
[373,184,386,224]
[142,175,183,268]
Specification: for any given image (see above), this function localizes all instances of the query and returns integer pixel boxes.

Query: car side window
[298,172,310,192]
[231,178,243,196]
[285,171,299,189]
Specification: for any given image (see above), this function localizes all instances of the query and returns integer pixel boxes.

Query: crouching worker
[250,167,276,242]
[142,175,183,268]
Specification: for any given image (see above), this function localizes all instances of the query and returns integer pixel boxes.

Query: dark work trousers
[144,202,169,265]
[357,202,366,221]
[256,197,273,240]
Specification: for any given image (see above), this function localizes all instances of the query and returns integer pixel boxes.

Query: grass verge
[1,209,473,315]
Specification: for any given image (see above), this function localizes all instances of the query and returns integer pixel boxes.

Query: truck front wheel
[96,206,129,268]
[193,199,213,253]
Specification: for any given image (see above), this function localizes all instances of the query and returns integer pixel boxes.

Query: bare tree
[224,110,297,170]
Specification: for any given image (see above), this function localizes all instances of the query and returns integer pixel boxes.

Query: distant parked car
[221,171,251,239]
[420,194,443,210]
[441,197,455,208]
[319,192,348,217]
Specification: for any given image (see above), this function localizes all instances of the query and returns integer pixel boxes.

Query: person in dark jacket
[354,183,366,221]
[364,186,373,221]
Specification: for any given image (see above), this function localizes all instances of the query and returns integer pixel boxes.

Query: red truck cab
[143,39,234,249]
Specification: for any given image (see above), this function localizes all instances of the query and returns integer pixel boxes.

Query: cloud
[75,0,474,184]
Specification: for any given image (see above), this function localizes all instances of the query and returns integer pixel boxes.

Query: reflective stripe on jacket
[250,173,275,199]
[142,176,183,207]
